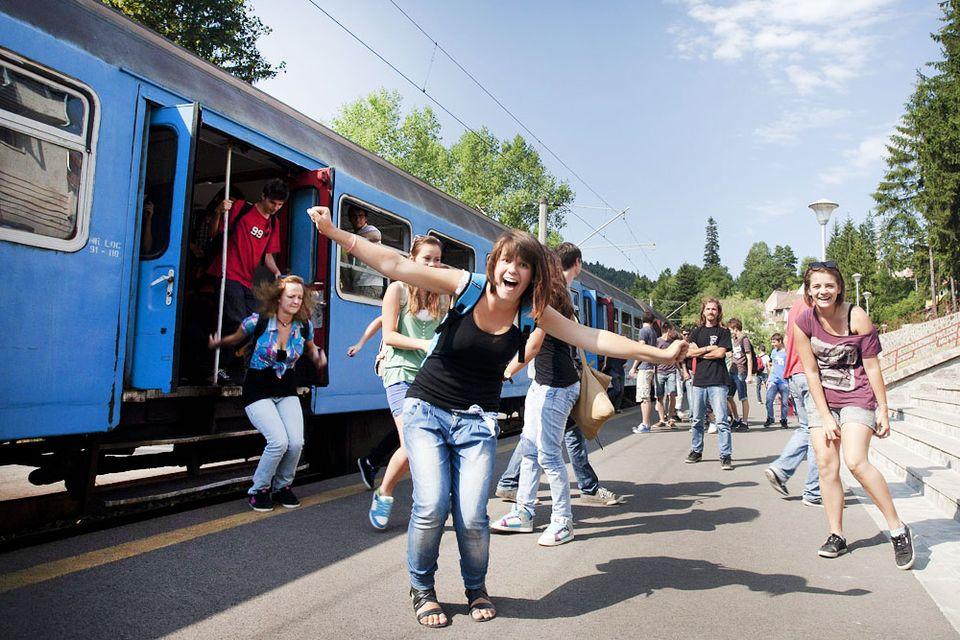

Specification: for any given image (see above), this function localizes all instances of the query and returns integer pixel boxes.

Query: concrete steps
[880,354,960,524]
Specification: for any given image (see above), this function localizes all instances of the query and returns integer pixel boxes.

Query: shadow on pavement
[579,480,759,514]
[493,555,871,620]
[573,507,760,540]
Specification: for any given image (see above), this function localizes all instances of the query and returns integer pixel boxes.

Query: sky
[249,0,942,279]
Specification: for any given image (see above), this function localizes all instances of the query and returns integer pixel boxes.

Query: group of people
[202,189,915,628]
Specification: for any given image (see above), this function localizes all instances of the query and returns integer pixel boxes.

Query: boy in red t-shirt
[209,179,288,377]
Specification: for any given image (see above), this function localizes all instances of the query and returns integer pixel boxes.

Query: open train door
[581,288,600,369]
[287,168,333,388]
[128,103,198,392]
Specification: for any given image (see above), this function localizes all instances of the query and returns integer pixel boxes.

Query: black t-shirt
[243,367,298,405]
[689,325,733,388]
[407,310,522,412]
[535,334,579,388]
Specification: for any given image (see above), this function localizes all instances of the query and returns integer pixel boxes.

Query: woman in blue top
[308,206,686,628]
[209,275,326,512]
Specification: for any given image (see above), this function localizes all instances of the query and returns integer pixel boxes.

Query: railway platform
[1,407,958,639]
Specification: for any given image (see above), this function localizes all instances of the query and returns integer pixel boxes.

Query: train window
[571,290,581,322]
[428,230,475,272]
[584,300,593,328]
[337,196,410,304]
[0,53,97,251]
[633,316,642,340]
[139,127,176,260]
[613,309,621,335]
[621,311,632,337]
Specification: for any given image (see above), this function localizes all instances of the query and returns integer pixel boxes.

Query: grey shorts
[637,369,656,401]
[804,397,878,432]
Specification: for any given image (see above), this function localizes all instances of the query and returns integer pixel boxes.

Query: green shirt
[381,286,447,387]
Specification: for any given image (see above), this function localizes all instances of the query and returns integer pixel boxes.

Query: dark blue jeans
[498,424,600,495]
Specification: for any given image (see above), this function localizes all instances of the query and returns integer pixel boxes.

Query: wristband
[346,234,358,254]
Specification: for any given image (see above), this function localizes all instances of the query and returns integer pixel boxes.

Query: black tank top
[406,309,521,412]
[534,334,579,388]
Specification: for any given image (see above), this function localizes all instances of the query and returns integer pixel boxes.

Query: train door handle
[150,269,175,306]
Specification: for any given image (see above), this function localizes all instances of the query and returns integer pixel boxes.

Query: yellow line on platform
[0,440,518,595]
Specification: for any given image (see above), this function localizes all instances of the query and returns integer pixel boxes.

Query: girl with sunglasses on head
[208,275,327,512]
[367,235,450,530]
[793,261,914,569]
[307,206,686,628]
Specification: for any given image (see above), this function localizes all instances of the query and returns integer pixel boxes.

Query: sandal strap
[465,586,490,606]
[410,587,447,626]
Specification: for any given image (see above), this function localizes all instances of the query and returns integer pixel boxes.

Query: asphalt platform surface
[1,408,955,639]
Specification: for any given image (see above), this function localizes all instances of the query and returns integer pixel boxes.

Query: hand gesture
[218,199,233,214]
[874,410,890,438]
[823,413,841,442]
[307,206,333,234]
[665,339,688,363]
[347,343,362,357]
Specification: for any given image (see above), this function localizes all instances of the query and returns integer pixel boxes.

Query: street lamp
[852,272,862,307]
[809,199,839,260]
[863,291,872,317]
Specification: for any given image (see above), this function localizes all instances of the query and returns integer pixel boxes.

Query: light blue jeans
[402,397,499,591]
[765,378,790,421]
[498,424,601,495]
[769,374,821,501]
[244,396,304,493]
[517,380,580,523]
[690,385,732,457]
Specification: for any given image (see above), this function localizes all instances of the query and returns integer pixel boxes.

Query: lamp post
[852,272,862,307]
[863,291,872,317]
[809,199,839,261]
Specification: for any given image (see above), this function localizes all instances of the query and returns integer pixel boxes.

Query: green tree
[699,264,735,298]
[772,245,799,287]
[102,0,284,83]
[704,217,721,268]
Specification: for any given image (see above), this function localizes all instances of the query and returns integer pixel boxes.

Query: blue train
[0,0,659,495]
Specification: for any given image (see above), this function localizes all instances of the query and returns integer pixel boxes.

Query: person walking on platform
[764,302,821,506]
[495,243,624,508]
[727,318,754,431]
[307,206,686,627]
[491,249,583,546]
[208,276,326,512]
[630,311,659,433]
[684,299,734,469]
[654,323,680,428]
[367,236,449,530]
[755,343,770,403]
[763,334,790,428]
[794,262,914,569]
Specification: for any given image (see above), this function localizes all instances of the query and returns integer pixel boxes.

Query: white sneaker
[581,487,625,505]
[707,423,718,434]
[491,506,534,533]
[632,424,651,434]
[538,520,574,546]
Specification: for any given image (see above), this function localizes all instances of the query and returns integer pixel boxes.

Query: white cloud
[819,132,892,185]
[671,0,899,94]
[753,198,801,219]
[754,107,850,144]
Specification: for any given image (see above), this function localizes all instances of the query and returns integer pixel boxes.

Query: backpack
[208,201,276,264]
[424,273,536,362]
[754,353,765,373]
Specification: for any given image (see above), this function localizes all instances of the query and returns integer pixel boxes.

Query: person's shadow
[486,556,870,620]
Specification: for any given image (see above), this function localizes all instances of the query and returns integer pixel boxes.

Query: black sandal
[465,586,497,622]
[410,587,449,628]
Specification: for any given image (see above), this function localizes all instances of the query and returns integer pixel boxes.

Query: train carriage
[0,0,659,499]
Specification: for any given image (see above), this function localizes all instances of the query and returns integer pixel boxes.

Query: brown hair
[405,235,446,318]
[771,332,783,342]
[699,297,723,327]
[486,230,550,320]
[544,248,575,319]
[803,264,846,309]
[254,275,317,325]
[727,317,742,331]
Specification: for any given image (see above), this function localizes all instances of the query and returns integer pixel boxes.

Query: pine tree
[704,217,721,268]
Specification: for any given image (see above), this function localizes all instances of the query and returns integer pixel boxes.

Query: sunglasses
[809,261,838,270]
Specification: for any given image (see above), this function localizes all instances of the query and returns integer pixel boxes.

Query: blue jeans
[402,398,499,591]
[769,374,820,501]
[765,378,790,420]
[690,385,731,457]
[756,372,768,402]
[245,396,304,493]
[498,424,601,495]
[517,380,580,522]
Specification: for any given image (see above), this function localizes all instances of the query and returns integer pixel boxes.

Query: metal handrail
[880,314,960,374]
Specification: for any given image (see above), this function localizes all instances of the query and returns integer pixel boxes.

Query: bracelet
[346,233,358,254]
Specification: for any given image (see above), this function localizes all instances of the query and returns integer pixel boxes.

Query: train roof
[5,0,656,315]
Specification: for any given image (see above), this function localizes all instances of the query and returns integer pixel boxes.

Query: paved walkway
[1,409,957,639]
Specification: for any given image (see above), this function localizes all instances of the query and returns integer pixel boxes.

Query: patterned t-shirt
[241,313,314,378]
[795,307,882,410]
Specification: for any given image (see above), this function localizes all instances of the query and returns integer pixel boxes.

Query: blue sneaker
[632,424,651,434]
[490,506,534,533]
[369,489,394,530]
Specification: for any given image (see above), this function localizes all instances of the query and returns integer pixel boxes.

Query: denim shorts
[385,381,411,417]
[804,397,878,433]
[655,372,677,397]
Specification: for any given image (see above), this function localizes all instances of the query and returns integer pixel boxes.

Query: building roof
[765,290,801,312]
